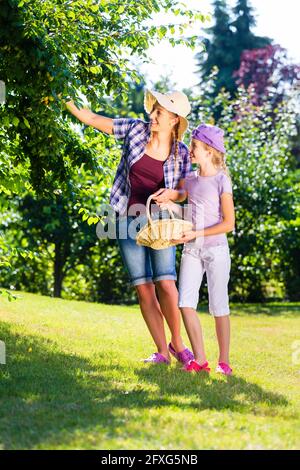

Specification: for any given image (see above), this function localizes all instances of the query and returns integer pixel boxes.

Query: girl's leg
[135,283,170,360]
[177,247,204,355]
[155,279,185,352]
[180,307,207,365]
[205,245,231,365]
[214,315,230,364]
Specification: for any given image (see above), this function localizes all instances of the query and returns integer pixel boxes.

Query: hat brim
[144,90,189,141]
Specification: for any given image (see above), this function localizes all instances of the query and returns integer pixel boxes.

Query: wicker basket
[136,195,193,250]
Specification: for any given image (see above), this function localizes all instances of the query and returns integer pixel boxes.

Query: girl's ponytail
[219,156,231,181]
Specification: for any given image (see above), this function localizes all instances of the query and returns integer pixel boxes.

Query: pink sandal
[143,352,170,365]
[182,360,211,373]
[216,362,233,376]
[168,343,194,365]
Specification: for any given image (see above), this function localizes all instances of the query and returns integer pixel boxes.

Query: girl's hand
[171,230,199,244]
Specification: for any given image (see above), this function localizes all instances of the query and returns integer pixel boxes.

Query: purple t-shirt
[183,170,233,248]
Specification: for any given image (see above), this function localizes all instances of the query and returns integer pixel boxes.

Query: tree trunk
[53,242,65,298]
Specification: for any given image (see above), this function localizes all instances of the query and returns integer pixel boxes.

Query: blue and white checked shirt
[110,118,191,214]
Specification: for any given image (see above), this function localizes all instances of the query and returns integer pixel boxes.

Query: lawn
[0,291,299,450]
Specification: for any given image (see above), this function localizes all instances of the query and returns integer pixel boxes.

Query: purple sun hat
[192,123,226,153]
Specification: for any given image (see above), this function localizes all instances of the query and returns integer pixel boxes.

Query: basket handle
[146,194,175,225]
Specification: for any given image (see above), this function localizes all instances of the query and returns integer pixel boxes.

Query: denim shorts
[116,212,177,286]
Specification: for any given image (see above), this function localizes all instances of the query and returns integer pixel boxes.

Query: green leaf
[23,117,30,129]
[67,11,76,20]
[89,66,102,74]
[12,117,20,127]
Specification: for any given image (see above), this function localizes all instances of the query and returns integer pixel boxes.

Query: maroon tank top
[127,154,165,214]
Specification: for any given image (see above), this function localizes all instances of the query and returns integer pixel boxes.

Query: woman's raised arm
[65,100,113,135]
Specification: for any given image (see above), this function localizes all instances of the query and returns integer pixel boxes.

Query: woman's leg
[154,279,185,352]
[116,215,169,358]
[180,307,207,365]
[150,242,186,352]
[135,283,170,359]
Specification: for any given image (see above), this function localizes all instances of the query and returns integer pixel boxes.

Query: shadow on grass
[0,321,292,449]
[136,364,290,414]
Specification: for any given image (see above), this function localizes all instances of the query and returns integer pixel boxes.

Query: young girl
[156,123,235,375]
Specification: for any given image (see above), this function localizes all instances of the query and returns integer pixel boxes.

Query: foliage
[2,73,299,302]
[277,170,300,301]
[234,44,300,106]
[1,1,299,303]
[0,0,207,295]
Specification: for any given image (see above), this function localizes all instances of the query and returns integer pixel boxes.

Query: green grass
[0,291,299,450]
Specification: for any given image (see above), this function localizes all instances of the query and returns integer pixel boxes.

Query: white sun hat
[144,89,191,141]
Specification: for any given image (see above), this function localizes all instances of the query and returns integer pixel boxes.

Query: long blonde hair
[172,121,180,175]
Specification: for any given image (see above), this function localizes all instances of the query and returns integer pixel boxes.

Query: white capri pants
[178,244,231,316]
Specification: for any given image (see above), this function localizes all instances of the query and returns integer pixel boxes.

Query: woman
[64,89,194,365]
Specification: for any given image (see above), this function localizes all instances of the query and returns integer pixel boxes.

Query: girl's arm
[173,193,235,244]
[197,193,235,237]
[65,100,114,135]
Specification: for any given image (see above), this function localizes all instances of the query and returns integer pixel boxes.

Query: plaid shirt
[110,118,191,214]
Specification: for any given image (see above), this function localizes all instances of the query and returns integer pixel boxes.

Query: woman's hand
[171,230,199,245]
[61,97,113,133]
[157,201,172,210]
[152,188,177,205]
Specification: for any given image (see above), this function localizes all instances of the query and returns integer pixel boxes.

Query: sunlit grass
[0,291,299,449]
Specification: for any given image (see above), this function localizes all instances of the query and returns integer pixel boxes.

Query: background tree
[0,0,203,193]
[231,0,270,68]
[198,0,235,96]
[197,0,270,99]
[0,187,136,303]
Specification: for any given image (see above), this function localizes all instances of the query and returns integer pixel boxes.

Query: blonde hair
[149,101,180,175]
[172,122,179,175]
[200,142,231,181]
